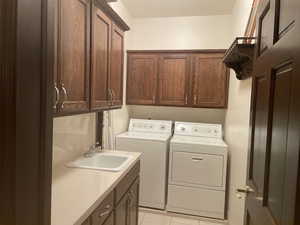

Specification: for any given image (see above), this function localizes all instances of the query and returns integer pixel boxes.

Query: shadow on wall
[128,105,226,124]
[52,113,96,173]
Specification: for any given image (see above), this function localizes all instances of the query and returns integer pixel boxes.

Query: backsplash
[52,113,96,172]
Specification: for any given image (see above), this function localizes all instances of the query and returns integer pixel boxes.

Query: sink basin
[67,152,133,172]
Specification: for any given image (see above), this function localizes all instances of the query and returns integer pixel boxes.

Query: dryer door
[170,151,224,188]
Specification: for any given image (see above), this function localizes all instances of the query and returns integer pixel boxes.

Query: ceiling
[122,0,236,18]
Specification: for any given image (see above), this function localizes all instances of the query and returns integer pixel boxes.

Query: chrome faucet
[84,142,102,158]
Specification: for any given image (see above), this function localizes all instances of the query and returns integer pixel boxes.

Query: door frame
[1,0,54,224]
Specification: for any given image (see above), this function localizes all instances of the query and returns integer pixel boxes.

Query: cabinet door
[57,0,90,113]
[192,53,228,108]
[109,24,124,107]
[127,54,158,105]
[115,192,129,225]
[157,54,190,106]
[128,179,139,225]
[90,5,111,110]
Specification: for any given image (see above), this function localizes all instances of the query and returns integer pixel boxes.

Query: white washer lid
[171,135,228,147]
[117,131,171,142]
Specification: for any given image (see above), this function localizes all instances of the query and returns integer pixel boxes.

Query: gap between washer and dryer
[138,208,228,225]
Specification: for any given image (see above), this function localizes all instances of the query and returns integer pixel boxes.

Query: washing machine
[116,119,173,210]
[167,122,228,219]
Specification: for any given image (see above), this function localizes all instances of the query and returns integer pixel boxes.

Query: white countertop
[51,150,141,225]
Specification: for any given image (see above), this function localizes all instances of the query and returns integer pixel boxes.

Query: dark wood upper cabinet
[157,54,190,106]
[191,53,229,108]
[56,0,91,113]
[115,178,139,225]
[53,0,129,116]
[127,50,228,108]
[91,6,111,110]
[127,54,159,105]
[110,23,124,107]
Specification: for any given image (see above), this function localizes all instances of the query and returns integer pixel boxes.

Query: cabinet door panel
[128,179,139,225]
[127,54,158,105]
[115,193,128,225]
[157,54,190,106]
[102,213,114,225]
[110,24,124,107]
[58,0,90,113]
[91,6,111,109]
[192,53,228,108]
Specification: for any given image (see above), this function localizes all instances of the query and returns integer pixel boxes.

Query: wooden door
[127,54,158,105]
[110,23,124,107]
[157,54,190,106]
[91,5,111,110]
[241,0,300,225]
[191,53,228,108]
[57,0,90,113]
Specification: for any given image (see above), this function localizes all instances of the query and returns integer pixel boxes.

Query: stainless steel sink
[67,152,133,172]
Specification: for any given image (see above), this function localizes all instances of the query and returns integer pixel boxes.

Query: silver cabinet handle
[99,210,110,217]
[61,83,67,109]
[185,96,188,105]
[98,204,111,217]
[54,82,60,109]
[152,95,155,103]
[193,95,197,105]
[192,157,203,161]
[108,89,113,105]
[111,89,115,99]
[111,89,115,104]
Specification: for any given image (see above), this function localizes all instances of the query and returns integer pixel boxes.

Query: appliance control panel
[174,122,223,138]
[129,119,173,134]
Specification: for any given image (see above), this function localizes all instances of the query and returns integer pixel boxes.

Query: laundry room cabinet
[53,0,129,116]
[126,50,229,108]
[127,54,159,105]
[157,54,191,106]
[80,162,140,225]
[54,0,91,114]
[191,53,229,108]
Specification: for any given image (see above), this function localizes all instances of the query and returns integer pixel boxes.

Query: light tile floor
[138,209,226,225]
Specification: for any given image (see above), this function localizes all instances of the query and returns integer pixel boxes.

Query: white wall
[127,15,233,124]
[224,1,253,224]
[130,15,232,50]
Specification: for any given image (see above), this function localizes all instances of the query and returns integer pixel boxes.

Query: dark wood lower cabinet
[82,162,140,225]
[115,178,139,225]
[103,214,114,225]
[127,179,139,225]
